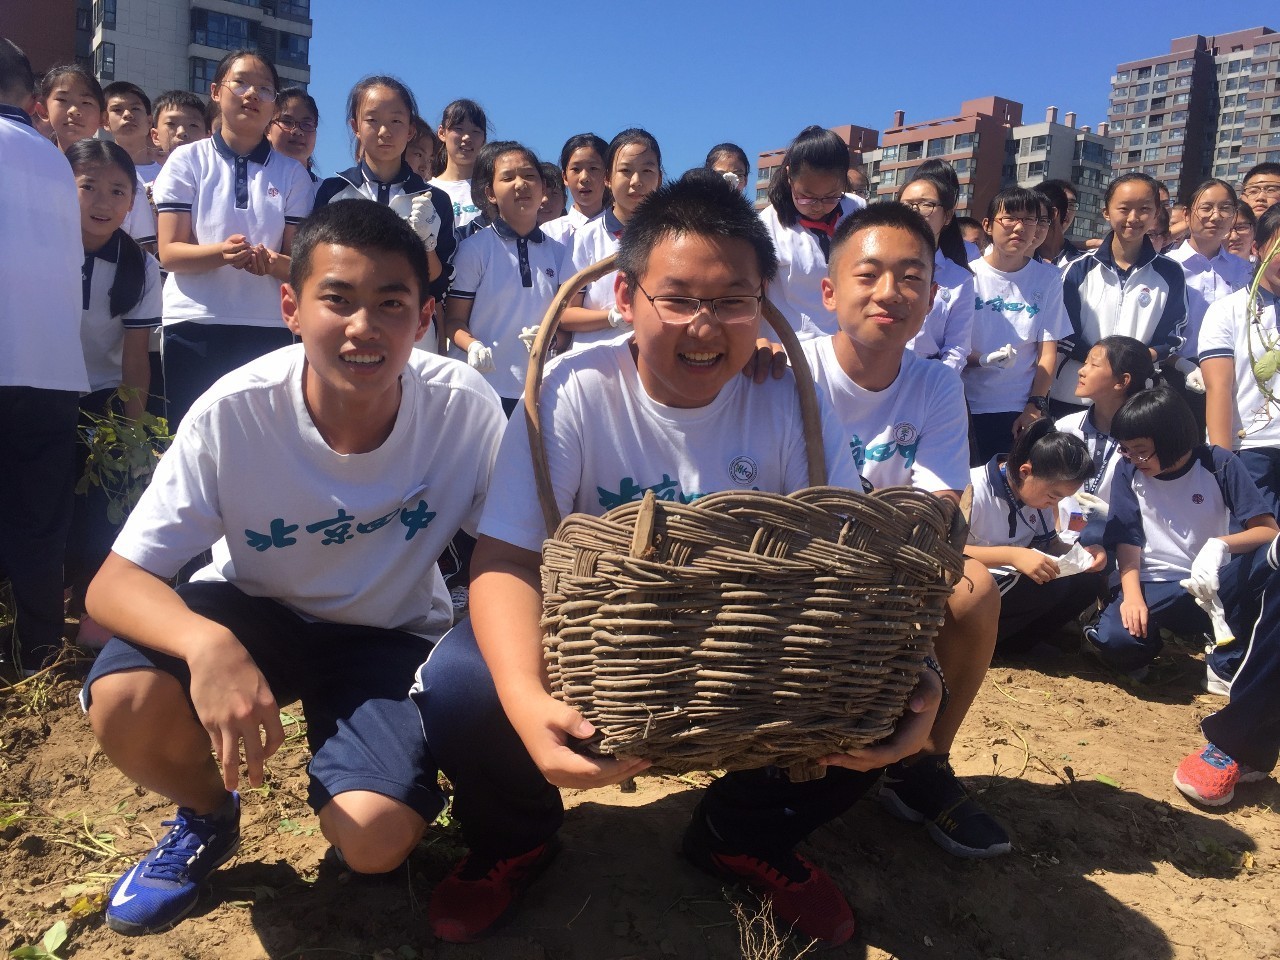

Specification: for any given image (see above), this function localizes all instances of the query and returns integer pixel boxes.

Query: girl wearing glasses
[1055,173,1189,417]
[1225,202,1258,264]
[964,187,1071,464]
[151,48,314,427]
[758,125,865,339]
[266,88,319,183]
[898,170,974,373]
[1085,387,1277,686]
[1167,180,1250,357]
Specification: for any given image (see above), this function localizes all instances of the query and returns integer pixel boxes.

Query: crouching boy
[81,200,505,936]
[410,171,945,947]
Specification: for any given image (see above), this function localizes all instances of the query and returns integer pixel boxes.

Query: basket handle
[523,252,829,537]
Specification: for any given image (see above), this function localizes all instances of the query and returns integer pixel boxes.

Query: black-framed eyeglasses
[1118,444,1155,463]
[995,215,1038,229]
[632,281,764,326]
[904,199,941,215]
[792,191,843,208]
[1242,183,1280,199]
[274,116,317,134]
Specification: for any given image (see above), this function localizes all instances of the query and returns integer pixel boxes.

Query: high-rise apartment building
[2,0,312,96]
[1010,107,1115,240]
[1109,26,1278,199]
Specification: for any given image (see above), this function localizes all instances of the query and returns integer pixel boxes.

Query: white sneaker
[1202,663,1232,697]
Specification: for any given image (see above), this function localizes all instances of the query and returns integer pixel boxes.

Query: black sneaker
[879,754,1011,859]
[681,812,855,944]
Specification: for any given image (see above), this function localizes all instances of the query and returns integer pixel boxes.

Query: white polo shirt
[1199,287,1280,450]
[907,251,975,374]
[758,195,865,340]
[567,206,630,351]
[152,133,313,328]
[135,160,163,184]
[803,336,969,493]
[446,219,567,399]
[1056,408,1121,504]
[962,256,1071,414]
[0,105,88,392]
[1166,241,1251,357]
[121,174,156,246]
[541,205,600,246]
[81,230,162,392]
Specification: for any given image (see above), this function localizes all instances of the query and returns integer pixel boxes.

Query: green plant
[1243,233,1280,437]
[75,388,172,525]
[9,921,68,960]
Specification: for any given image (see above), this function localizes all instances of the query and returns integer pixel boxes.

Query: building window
[954,132,976,150]
[1151,96,1166,108]
[1165,145,1181,157]
[1146,131,1162,143]
[1155,62,1170,77]
[1131,100,1147,113]
[93,40,115,79]
[1143,147,1159,161]
[1177,58,1194,71]
[93,0,116,29]
[191,10,257,50]
[881,145,898,162]
[277,32,308,65]
[1149,114,1164,126]
[190,56,218,93]
[1174,92,1190,104]
[1128,134,1143,146]
[1111,119,1125,131]
[755,187,768,203]
[1137,66,1151,79]
[1117,70,1131,81]
[1175,75,1192,89]
[927,136,950,157]
[1164,162,1181,174]
[1131,117,1146,130]
[275,0,311,20]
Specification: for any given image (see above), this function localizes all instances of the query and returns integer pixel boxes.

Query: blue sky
[308,1,1278,183]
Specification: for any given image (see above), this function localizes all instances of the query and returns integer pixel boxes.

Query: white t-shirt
[446,221,568,399]
[80,232,163,392]
[134,160,163,184]
[479,339,861,553]
[114,345,505,638]
[566,207,630,350]
[1055,408,1122,505]
[1198,287,1280,450]
[0,107,87,392]
[1106,446,1270,582]
[907,251,975,373]
[758,195,865,340]
[803,336,969,493]
[121,175,156,246]
[541,206,600,246]
[152,134,313,328]
[1165,241,1251,358]
[429,177,481,236]
[962,256,1071,414]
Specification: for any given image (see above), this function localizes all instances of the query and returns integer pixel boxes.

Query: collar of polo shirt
[491,217,545,243]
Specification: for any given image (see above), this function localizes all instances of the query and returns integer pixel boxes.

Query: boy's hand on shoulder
[819,666,942,771]
[509,692,650,790]
[741,338,788,384]
[186,630,285,792]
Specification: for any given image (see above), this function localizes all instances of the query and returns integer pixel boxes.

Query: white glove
[407,193,441,252]
[466,341,494,373]
[1186,538,1231,601]
[519,325,540,354]
[606,305,626,328]
[980,344,1016,368]
[1178,581,1236,647]
[1074,490,1108,521]
[1185,366,1205,394]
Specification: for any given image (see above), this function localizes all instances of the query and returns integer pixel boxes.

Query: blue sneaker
[105,793,240,935]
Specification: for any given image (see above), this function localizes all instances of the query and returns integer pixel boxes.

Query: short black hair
[276,87,319,122]
[1035,180,1069,223]
[1007,418,1091,487]
[290,200,430,306]
[1254,202,1280,260]
[616,168,777,285]
[469,139,540,217]
[1110,386,1199,466]
[1243,162,1280,185]
[0,38,35,106]
[767,125,849,227]
[705,142,749,175]
[103,80,151,116]
[986,185,1042,223]
[40,63,105,110]
[829,201,937,276]
[152,89,206,120]
[1041,178,1077,200]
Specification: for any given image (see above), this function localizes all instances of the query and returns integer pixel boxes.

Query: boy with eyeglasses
[408,171,941,947]
[1241,162,1280,218]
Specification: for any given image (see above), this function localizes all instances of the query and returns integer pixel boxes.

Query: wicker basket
[523,255,968,778]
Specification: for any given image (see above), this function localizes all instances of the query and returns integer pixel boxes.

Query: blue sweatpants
[1088,580,1207,672]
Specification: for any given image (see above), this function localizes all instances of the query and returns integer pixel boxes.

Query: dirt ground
[1,634,1277,960]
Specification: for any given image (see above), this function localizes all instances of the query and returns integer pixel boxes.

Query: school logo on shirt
[939,289,951,303]
[1138,286,1152,309]
[267,185,279,198]
[849,424,920,472]
[1192,493,1205,504]
[729,456,758,485]
[545,268,556,278]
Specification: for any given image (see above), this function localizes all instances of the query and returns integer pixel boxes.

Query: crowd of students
[3,36,1280,948]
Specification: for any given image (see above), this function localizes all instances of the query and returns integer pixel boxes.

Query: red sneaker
[428,840,558,943]
[1173,743,1267,807]
[682,817,855,945]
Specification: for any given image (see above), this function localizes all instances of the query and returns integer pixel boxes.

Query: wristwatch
[922,655,949,716]
[1026,395,1050,413]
